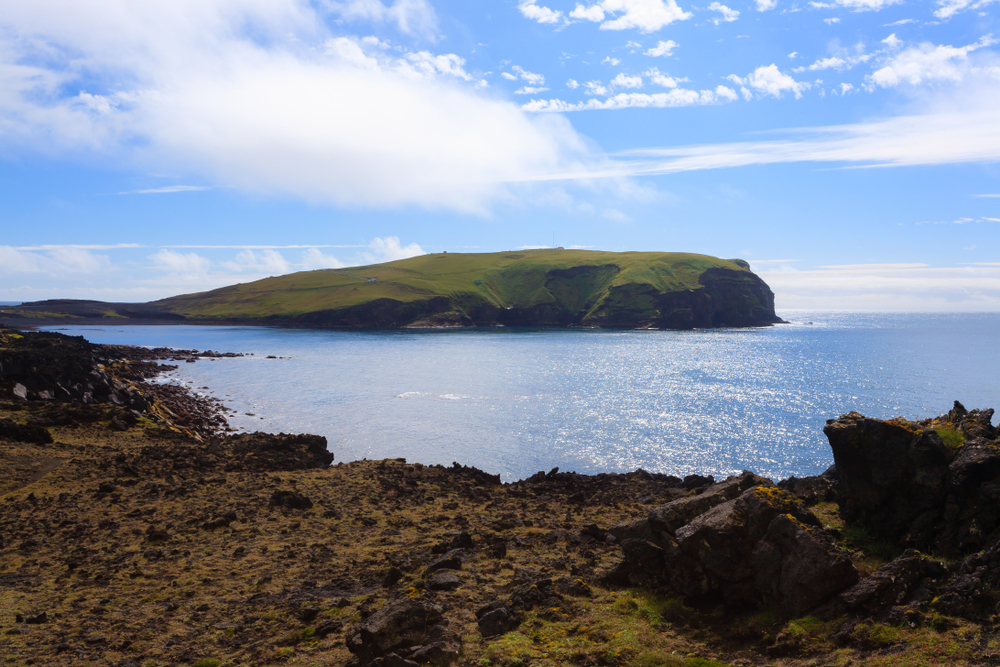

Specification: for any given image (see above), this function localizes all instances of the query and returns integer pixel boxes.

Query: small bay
[46,311,999,482]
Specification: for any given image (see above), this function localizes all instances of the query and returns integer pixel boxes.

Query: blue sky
[1,0,999,310]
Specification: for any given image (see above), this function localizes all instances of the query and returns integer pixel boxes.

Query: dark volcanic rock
[269,490,313,510]
[817,550,947,620]
[0,418,53,445]
[825,403,1000,554]
[476,575,564,638]
[606,479,858,616]
[346,598,460,666]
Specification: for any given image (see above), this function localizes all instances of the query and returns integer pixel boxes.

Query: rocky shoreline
[2,326,1000,667]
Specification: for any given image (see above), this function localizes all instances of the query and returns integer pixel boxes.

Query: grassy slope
[154,250,750,320]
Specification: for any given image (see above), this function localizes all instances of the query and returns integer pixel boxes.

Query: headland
[2,250,783,330]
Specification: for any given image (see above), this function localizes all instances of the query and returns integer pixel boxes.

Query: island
[3,249,783,329]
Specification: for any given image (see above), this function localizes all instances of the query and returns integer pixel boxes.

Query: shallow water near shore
[44,311,999,482]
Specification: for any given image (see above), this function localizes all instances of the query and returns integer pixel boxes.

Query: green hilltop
[6,249,782,329]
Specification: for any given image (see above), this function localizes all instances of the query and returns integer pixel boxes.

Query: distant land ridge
[4,249,783,329]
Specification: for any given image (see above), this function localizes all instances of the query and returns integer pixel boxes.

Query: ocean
[43,311,999,482]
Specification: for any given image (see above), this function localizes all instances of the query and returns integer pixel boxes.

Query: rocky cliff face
[281,265,782,329]
[825,401,999,555]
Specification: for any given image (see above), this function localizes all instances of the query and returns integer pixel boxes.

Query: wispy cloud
[14,244,142,250]
[761,264,1000,311]
[119,185,211,194]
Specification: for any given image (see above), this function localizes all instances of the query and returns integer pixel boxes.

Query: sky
[1,0,999,311]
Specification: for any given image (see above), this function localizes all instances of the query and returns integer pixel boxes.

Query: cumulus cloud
[222,250,291,275]
[644,67,685,87]
[708,2,740,24]
[0,1,590,214]
[866,36,998,89]
[611,73,644,88]
[567,79,580,88]
[644,40,678,57]
[518,0,565,24]
[729,65,811,98]
[301,248,347,270]
[150,249,211,274]
[360,237,425,263]
[756,0,778,10]
[569,0,692,32]
[523,86,737,111]
[934,0,1000,19]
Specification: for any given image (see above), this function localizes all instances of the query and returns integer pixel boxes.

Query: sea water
[43,311,999,482]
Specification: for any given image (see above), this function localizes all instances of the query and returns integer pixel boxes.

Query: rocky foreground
[2,327,1000,667]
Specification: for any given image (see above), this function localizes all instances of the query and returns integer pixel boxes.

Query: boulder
[347,598,460,666]
[606,483,858,616]
[269,490,313,510]
[423,549,463,576]
[825,405,1000,554]
[476,575,564,638]
[816,550,946,620]
[934,534,1000,618]
[0,418,53,445]
[751,514,859,616]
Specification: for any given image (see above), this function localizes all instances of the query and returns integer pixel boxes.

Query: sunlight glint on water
[45,311,1000,482]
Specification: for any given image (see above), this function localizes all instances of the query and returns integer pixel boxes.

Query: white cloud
[119,185,211,194]
[603,56,622,65]
[824,17,841,24]
[0,1,590,215]
[584,80,611,95]
[756,0,778,10]
[569,0,692,33]
[866,36,997,89]
[788,52,798,59]
[511,65,545,85]
[501,72,518,81]
[567,79,580,88]
[934,0,1000,19]
[644,40,678,57]
[809,0,902,10]
[523,85,737,111]
[518,0,565,24]
[840,82,854,93]
[223,250,291,275]
[882,33,902,49]
[326,0,438,38]
[515,86,550,94]
[150,249,211,274]
[360,237,425,263]
[0,246,113,276]
[301,248,347,270]
[761,264,1000,311]
[611,73,644,88]
[800,56,848,71]
[403,51,473,80]
[741,64,811,98]
[708,2,740,24]
[593,78,1000,177]
[645,67,685,87]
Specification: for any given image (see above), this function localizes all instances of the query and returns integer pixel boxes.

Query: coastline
[2,326,1000,667]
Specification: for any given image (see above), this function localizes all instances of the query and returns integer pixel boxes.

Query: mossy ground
[1,399,995,667]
